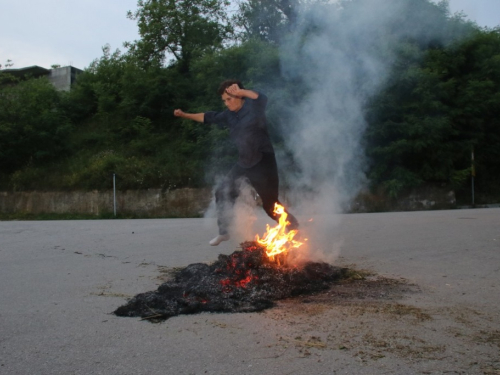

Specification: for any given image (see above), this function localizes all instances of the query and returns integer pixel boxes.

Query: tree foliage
[234,0,300,43]
[1,0,500,204]
[365,28,500,198]
[0,74,71,175]
[125,0,233,72]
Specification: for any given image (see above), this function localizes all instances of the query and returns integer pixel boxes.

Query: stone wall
[0,188,212,217]
[0,185,457,217]
[350,185,457,213]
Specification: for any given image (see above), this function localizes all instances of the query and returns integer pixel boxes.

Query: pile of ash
[114,241,348,321]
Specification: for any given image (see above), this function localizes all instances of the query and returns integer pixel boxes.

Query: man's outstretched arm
[173,109,204,123]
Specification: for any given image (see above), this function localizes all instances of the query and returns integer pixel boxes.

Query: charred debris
[114,241,350,322]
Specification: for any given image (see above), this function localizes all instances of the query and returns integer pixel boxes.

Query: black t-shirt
[204,92,274,168]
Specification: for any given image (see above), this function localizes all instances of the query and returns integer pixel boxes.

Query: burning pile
[255,203,304,262]
[115,204,346,321]
[114,242,346,321]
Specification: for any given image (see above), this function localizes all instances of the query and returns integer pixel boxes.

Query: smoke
[275,0,451,260]
[204,176,260,244]
[206,0,462,262]
[230,180,260,242]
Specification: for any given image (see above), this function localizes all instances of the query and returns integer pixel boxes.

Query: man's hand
[173,109,204,123]
[174,109,185,117]
[226,84,258,99]
[225,84,243,97]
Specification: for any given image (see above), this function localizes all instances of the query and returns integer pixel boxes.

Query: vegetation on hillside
[1,0,499,204]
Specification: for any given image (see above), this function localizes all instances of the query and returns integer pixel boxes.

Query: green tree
[125,0,233,72]
[446,30,500,200]
[234,0,300,43]
[0,75,71,175]
[365,27,500,199]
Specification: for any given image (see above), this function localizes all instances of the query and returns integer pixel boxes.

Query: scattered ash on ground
[291,270,421,305]
[114,241,351,322]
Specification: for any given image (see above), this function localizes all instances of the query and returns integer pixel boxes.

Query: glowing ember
[256,203,304,261]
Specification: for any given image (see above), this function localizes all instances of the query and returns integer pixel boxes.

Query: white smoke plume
[276,0,447,261]
[207,0,461,261]
[204,177,260,244]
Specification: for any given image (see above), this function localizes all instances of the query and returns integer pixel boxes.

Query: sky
[0,0,499,71]
[0,0,140,70]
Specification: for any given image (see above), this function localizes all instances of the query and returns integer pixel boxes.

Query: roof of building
[2,65,51,78]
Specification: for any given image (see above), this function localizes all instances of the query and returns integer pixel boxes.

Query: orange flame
[255,203,303,261]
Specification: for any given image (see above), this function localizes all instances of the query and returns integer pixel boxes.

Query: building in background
[1,65,82,91]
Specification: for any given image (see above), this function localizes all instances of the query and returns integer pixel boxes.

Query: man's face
[222,92,243,112]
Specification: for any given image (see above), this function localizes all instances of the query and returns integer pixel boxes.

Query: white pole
[113,173,116,216]
[471,149,475,207]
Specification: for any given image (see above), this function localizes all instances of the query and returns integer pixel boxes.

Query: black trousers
[215,153,298,235]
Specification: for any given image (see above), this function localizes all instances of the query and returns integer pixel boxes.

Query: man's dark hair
[217,79,245,96]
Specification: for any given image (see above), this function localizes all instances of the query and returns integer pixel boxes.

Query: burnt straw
[114,241,348,321]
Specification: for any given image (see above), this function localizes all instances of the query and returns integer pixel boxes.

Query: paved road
[1,208,499,374]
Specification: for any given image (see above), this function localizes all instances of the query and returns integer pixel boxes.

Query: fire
[255,203,304,262]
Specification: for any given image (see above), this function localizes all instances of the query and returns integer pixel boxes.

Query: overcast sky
[1,0,499,71]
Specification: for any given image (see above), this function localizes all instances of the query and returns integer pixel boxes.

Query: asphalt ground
[1,208,499,374]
